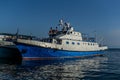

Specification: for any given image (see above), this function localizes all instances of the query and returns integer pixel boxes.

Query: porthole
[88,43,90,45]
[72,42,75,45]
[66,41,69,44]
[77,43,80,45]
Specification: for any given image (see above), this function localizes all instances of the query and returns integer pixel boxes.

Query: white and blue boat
[0,33,22,64]
[15,20,108,60]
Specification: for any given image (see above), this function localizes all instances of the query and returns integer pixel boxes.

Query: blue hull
[16,44,105,60]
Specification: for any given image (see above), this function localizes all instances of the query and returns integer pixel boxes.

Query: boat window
[88,43,90,45]
[83,43,84,45]
[48,39,52,43]
[57,39,62,44]
[84,43,86,45]
[54,41,57,43]
[66,41,69,44]
[77,43,80,45]
[72,42,75,45]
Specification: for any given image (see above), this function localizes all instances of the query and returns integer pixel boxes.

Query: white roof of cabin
[55,31,83,41]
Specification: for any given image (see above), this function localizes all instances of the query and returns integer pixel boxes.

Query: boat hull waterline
[17,44,105,60]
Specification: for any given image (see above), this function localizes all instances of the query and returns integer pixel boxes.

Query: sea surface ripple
[0,49,120,80]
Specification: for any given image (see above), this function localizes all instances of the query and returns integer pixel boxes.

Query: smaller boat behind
[15,19,108,60]
[0,33,22,64]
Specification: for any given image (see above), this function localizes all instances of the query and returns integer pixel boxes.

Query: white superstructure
[17,20,108,51]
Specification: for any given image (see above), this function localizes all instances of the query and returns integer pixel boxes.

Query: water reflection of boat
[59,57,108,79]
[20,56,108,80]
[0,33,22,64]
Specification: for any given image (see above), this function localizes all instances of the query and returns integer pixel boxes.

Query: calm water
[0,49,120,80]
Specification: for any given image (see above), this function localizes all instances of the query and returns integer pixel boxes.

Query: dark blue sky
[0,0,120,48]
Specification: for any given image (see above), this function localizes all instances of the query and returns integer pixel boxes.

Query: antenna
[94,31,97,42]
[15,28,19,39]
[16,28,19,34]
[98,37,104,45]
[59,19,64,26]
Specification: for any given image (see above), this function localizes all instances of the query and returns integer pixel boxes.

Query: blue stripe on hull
[17,44,104,59]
